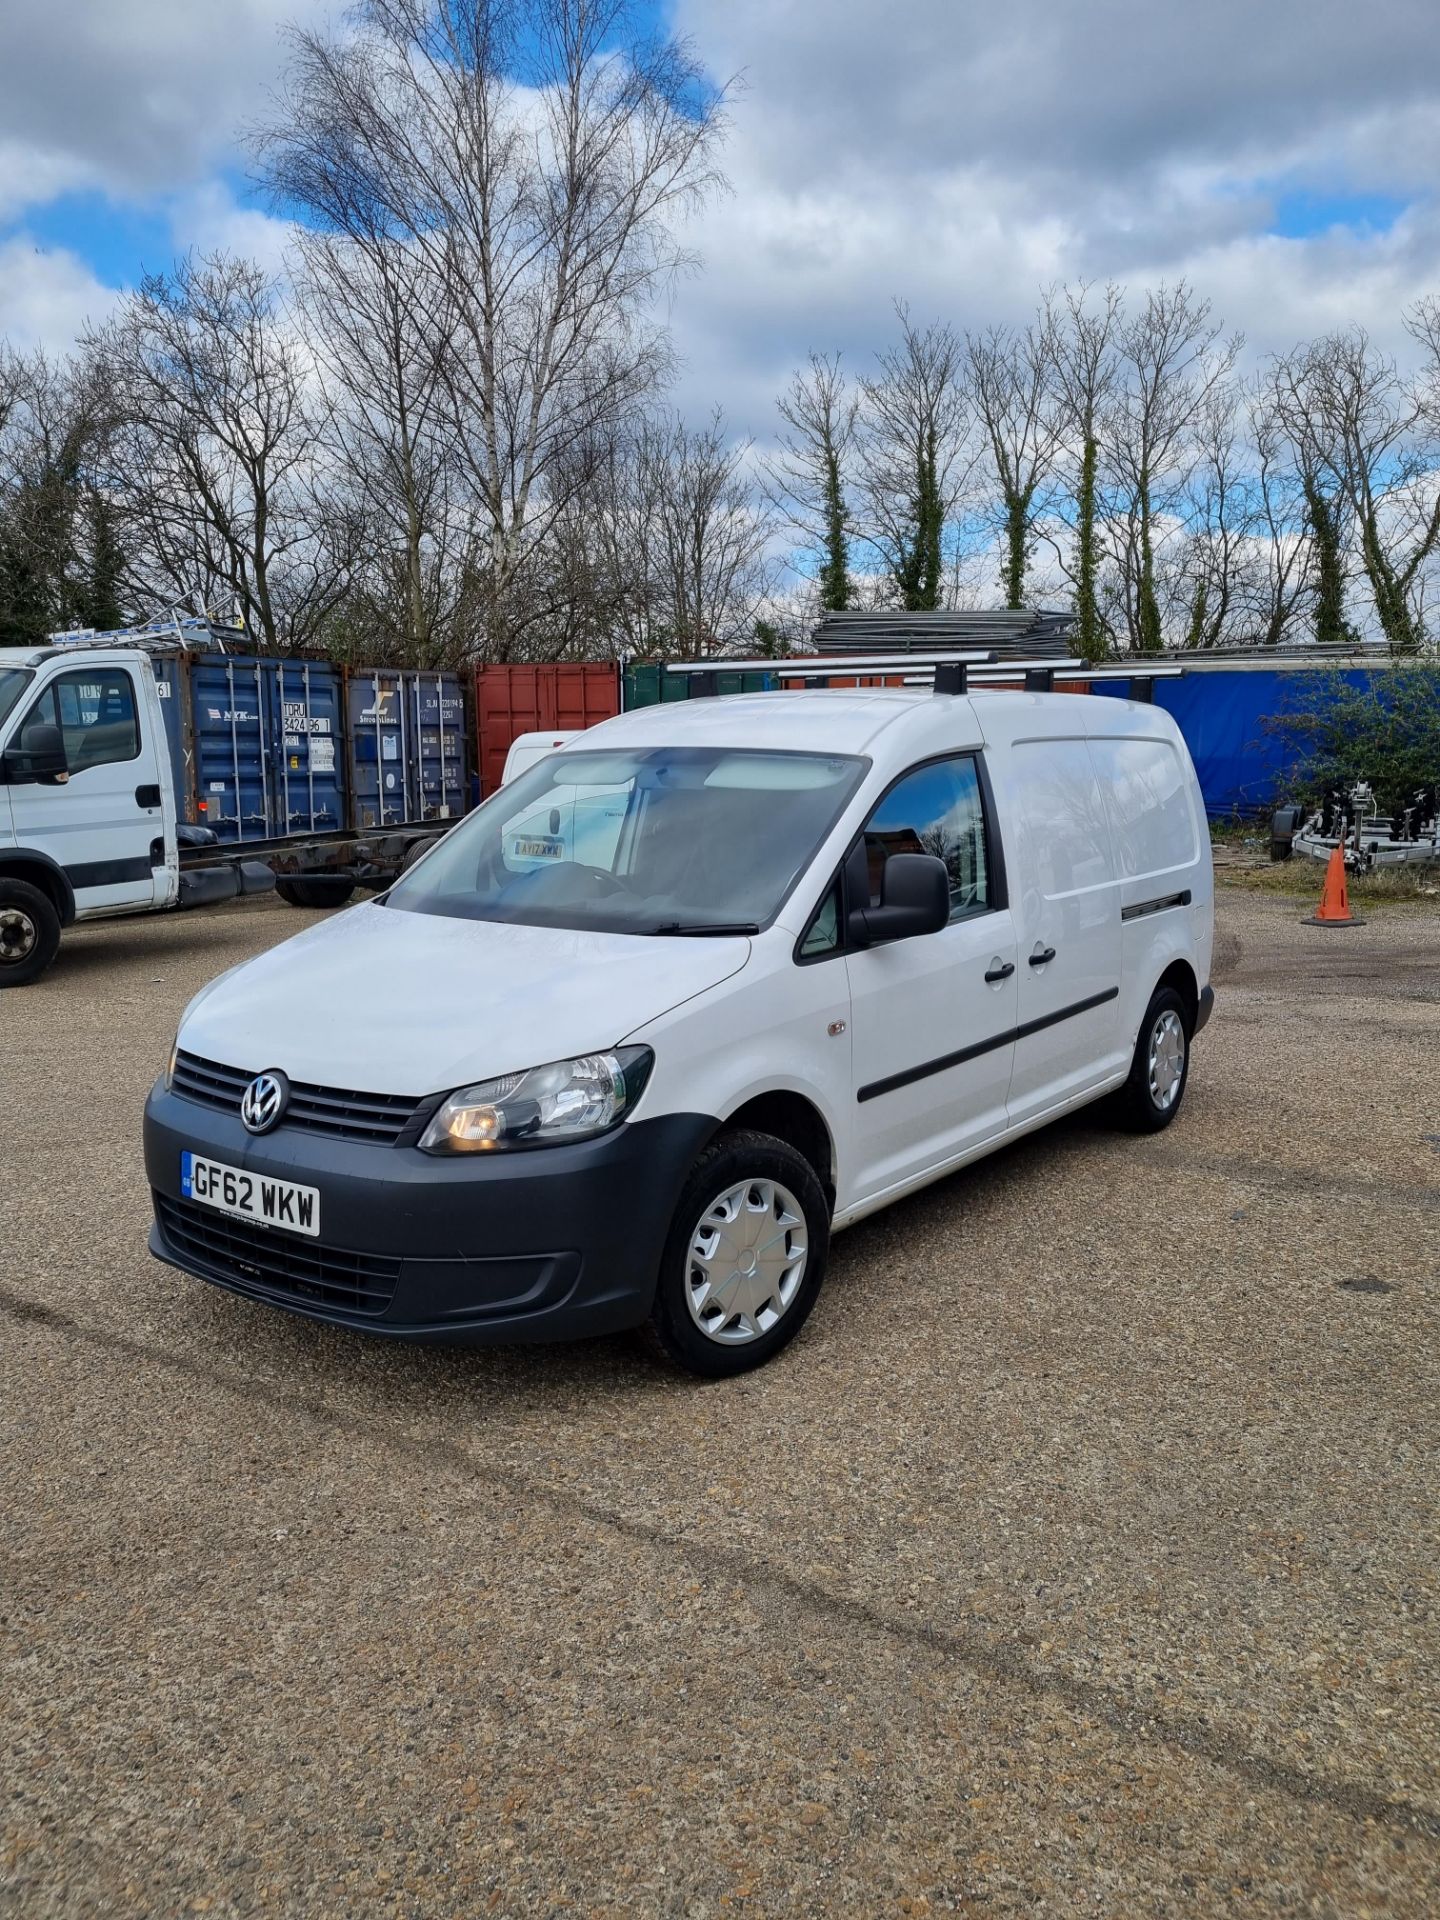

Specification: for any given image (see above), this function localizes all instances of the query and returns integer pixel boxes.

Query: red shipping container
[474,662,622,796]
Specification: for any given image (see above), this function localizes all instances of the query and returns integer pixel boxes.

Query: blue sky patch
[1267,188,1410,239]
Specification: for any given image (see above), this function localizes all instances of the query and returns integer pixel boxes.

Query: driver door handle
[135,784,161,809]
[983,960,1015,983]
[1028,945,1057,966]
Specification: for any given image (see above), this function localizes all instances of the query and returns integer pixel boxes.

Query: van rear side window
[1087,738,1197,878]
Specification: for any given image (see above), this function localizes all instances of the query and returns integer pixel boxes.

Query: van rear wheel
[0,879,61,988]
[645,1129,830,1377]
[1116,986,1191,1132]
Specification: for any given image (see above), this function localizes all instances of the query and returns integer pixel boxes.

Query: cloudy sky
[3,0,1438,437]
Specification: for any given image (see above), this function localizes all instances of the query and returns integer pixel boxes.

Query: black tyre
[1269,805,1301,862]
[0,878,61,988]
[645,1129,831,1378]
[275,875,357,910]
[1115,986,1192,1132]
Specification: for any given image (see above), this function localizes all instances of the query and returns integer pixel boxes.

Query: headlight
[419,1047,653,1154]
[164,1035,179,1089]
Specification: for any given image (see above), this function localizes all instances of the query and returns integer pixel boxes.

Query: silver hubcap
[0,907,37,963]
[685,1177,809,1346]
[1148,1009,1186,1110]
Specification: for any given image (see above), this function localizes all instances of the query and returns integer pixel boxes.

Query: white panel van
[144,688,1214,1377]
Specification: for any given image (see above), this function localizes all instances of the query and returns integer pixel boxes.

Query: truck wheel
[1115,986,1191,1133]
[275,876,357,910]
[0,879,61,988]
[644,1129,830,1377]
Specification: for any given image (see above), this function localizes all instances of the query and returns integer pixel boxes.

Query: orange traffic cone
[1304,844,1366,927]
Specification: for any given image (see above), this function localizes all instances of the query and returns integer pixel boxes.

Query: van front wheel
[0,879,61,988]
[645,1129,830,1377]
[1117,986,1191,1132]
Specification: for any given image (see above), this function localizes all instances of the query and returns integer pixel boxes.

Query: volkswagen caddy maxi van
[144,686,1215,1376]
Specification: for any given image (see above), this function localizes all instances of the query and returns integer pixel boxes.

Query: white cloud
[660,0,1440,435]
[168,181,298,280]
[0,0,331,204]
[0,236,119,351]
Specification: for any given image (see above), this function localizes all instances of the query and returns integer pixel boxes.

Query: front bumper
[143,1085,714,1344]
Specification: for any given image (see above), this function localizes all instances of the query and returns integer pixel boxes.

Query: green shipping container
[622,663,777,708]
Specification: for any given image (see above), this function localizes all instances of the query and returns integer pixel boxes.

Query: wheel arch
[0,851,75,926]
[1155,957,1199,1033]
[719,1089,836,1204]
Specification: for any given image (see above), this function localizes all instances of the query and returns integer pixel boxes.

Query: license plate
[181,1152,320,1238]
[512,835,563,858]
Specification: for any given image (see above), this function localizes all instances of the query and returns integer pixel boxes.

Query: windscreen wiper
[648,921,760,936]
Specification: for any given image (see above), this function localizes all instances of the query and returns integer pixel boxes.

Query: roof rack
[665,653,1184,699]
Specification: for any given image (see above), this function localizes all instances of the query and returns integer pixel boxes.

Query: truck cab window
[863,756,990,921]
[25,668,139,771]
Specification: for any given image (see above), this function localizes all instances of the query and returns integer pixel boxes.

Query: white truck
[0,644,442,987]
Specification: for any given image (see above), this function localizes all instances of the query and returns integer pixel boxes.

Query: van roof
[567,688,1170,759]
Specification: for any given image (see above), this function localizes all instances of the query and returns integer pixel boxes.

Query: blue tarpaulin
[1094,668,1379,817]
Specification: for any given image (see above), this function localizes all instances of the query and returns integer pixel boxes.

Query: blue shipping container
[155,654,348,842]
[345,670,467,828]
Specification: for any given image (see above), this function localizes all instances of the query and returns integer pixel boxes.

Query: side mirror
[3,721,68,786]
[847,852,950,946]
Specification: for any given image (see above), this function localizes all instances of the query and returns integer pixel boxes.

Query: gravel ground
[2,888,1438,1918]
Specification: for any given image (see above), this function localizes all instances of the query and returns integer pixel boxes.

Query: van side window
[863,756,990,922]
[799,880,841,957]
[25,668,140,771]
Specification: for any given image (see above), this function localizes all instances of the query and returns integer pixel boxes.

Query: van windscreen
[385,745,868,935]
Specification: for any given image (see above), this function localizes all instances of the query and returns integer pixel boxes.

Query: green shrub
[1264,666,1440,820]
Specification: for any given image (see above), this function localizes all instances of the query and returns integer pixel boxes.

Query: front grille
[172,1049,425,1143]
[155,1192,401,1317]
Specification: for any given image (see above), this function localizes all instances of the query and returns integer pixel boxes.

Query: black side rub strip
[1121,889,1192,923]
[64,854,156,889]
[857,987,1121,1102]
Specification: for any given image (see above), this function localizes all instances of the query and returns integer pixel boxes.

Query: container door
[347,670,407,828]
[272,661,345,837]
[188,656,269,842]
[476,665,544,797]
[406,672,466,820]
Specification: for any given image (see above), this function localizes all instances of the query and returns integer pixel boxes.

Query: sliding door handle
[983,960,1015,983]
[1028,945,1056,967]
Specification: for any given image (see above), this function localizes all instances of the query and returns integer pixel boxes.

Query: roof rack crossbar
[663,653,1184,701]
[663,649,1000,678]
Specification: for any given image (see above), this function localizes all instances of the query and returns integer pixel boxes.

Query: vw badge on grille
[241,1070,289,1135]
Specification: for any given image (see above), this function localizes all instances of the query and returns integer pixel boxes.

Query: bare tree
[1167,378,1256,647]
[1041,282,1122,660]
[292,227,471,665]
[0,345,122,643]
[967,317,1061,610]
[258,0,727,660]
[90,254,348,649]
[1243,374,1319,647]
[1273,321,1440,654]
[857,306,972,610]
[1104,282,1240,652]
[762,353,858,613]
[592,413,775,655]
